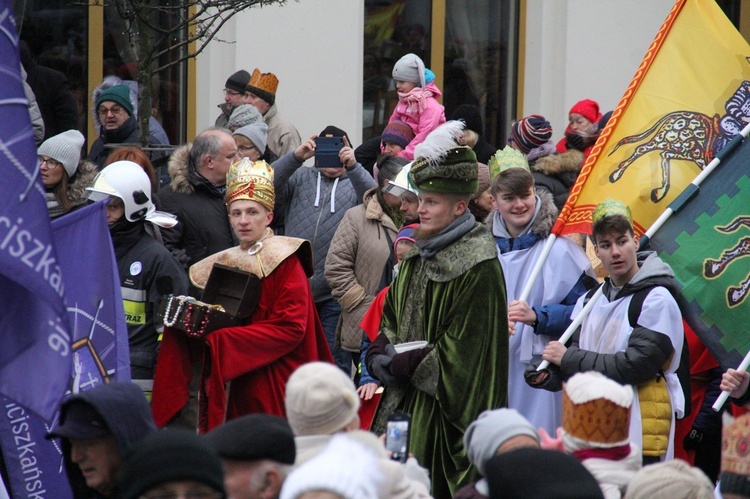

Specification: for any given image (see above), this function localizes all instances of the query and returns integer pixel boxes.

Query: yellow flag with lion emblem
[554,0,750,237]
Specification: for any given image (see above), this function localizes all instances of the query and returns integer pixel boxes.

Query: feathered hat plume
[413,120,466,166]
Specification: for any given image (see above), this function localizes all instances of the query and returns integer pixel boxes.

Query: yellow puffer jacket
[638,354,674,456]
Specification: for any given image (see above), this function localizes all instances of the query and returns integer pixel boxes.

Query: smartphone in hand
[314,136,345,168]
[385,411,411,463]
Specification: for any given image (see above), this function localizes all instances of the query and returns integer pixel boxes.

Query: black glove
[368,344,400,386]
[524,360,563,392]
[390,346,433,381]
[170,247,190,269]
[565,133,586,151]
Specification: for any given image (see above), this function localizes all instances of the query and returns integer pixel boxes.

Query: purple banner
[0,0,71,425]
[0,203,130,497]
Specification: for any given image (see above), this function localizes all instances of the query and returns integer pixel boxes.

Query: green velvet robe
[373,223,509,498]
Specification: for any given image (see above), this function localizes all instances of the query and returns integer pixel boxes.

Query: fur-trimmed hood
[166,143,193,194]
[91,76,139,132]
[531,149,584,177]
[487,189,558,239]
[67,159,99,206]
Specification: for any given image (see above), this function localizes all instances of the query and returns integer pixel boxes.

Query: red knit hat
[569,99,602,125]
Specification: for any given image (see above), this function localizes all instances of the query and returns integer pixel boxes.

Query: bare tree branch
[76,0,290,145]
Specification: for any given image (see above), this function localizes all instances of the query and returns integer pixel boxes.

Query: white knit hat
[37,129,85,177]
[284,362,360,436]
[624,460,713,499]
[280,435,382,499]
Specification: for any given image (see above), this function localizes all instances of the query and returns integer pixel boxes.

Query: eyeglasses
[238,144,256,152]
[38,156,62,170]
[98,105,125,118]
[223,88,243,97]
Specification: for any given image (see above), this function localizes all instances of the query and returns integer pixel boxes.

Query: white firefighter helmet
[87,161,177,228]
[383,161,419,197]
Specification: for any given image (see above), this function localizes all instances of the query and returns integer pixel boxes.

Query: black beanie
[225,70,250,93]
[485,448,604,499]
[117,429,225,499]
[319,125,352,148]
[451,104,484,135]
[204,414,296,464]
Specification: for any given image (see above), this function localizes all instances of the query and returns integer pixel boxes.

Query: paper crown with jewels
[591,198,633,225]
[408,121,478,195]
[247,68,279,105]
[562,371,633,447]
[225,158,275,211]
[488,146,530,180]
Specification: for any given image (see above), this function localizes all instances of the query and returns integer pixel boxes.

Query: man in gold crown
[365,121,509,498]
[528,198,686,464]
[245,68,301,158]
[152,158,332,433]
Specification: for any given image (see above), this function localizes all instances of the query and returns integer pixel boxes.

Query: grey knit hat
[392,53,426,89]
[464,408,539,476]
[37,129,85,177]
[233,122,269,152]
[284,362,360,436]
[227,104,263,130]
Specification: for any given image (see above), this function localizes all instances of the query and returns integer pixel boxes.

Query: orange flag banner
[553,0,750,237]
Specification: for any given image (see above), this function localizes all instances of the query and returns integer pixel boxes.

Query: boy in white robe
[528,199,685,463]
[487,147,595,436]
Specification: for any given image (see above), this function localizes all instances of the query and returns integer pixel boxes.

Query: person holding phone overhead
[273,126,377,375]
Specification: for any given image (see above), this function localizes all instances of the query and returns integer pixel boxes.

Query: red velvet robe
[151,254,332,432]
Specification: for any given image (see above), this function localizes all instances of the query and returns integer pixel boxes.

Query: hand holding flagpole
[537,286,604,371]
[713,351,750,412]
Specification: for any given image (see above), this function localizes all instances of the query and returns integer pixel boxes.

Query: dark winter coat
[157,144,238,270]
[110,220,189,380]
[24,61,79,141]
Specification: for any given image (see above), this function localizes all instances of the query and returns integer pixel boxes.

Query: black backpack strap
[583,284,601,306]
[627,288,651,329]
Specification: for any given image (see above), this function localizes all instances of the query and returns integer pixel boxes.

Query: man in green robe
[366,142,509,498]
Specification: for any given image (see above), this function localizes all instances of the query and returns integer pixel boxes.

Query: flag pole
[640,122,750,248]
[536,285,603,371]
[538,123,750,374]
[513,234,557,304]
